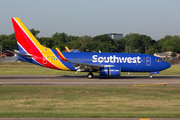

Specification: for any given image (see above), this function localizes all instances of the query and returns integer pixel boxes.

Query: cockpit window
[156,59,163,62]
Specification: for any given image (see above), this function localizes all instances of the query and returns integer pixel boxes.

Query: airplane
[11,17,171,79]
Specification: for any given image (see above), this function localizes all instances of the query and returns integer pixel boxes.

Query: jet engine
[100,67,121,76]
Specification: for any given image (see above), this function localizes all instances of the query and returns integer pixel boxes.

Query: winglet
[65,46,70,52]
[56,47,67,61]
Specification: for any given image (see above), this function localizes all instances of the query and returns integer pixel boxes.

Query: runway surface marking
[140,118,150,120]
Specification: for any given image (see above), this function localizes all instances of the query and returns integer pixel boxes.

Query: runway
[0,75,180,86]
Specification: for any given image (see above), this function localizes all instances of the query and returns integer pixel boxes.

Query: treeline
[0,29,180,55]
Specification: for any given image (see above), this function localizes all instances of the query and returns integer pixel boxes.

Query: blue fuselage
[61,52,171,72]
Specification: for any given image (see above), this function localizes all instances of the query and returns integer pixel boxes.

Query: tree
[38,37,53,48]
[123,33,140,46]
[114,40,125,52]
[80,35,92,46]
[0,35,8,43]
[160,35,180,53]
[1,30,180,54]
[78,45,86,52]
[130,35,153,54]
[51,32,68,50]
[171,52,177,57]
[171,36,180,53]
[1,33,17,51]
[30,29,40,38]
[147,47,155,55]
[158,35,172,52]
[85,34,114,52]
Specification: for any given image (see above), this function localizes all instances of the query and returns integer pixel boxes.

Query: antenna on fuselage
[99,50,101,53]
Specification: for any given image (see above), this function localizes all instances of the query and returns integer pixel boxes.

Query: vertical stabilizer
[12,17,69,70]
[12,17,45,55]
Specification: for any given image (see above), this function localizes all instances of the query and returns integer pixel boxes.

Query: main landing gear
[87,72,93,79]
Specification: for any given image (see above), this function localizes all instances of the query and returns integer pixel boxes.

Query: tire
[87,73,93,79]
[150,75,153,79]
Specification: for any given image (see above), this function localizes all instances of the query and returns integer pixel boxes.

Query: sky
[0,0,180,40]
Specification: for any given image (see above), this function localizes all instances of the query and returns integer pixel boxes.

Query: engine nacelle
[100,67,121,76]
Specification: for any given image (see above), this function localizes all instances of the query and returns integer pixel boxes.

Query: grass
[0,62,88,75]
[0,62,180,75]
[0,86,180,117]
[0,62,180,117]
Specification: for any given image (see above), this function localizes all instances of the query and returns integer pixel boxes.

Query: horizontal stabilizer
[6,50,32,57]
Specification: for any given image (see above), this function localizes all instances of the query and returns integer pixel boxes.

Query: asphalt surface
[0,75,180,86]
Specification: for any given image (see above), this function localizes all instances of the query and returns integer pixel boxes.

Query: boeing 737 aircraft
[11,17,171,78]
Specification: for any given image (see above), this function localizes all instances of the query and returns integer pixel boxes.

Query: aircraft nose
[164,62,171,69]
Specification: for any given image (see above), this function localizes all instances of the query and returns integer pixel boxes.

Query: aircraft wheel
[150,74,153,79]
[87,72,93,79]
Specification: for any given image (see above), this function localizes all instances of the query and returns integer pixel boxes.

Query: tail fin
[12,17,69,70]
[12,17,46,55]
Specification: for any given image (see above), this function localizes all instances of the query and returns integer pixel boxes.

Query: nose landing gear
[149,74,153,79]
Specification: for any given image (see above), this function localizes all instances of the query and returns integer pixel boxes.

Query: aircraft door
[146,57,151,66]
[43,57,47,64]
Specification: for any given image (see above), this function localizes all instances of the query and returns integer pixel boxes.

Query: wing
[55,48,114,71]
